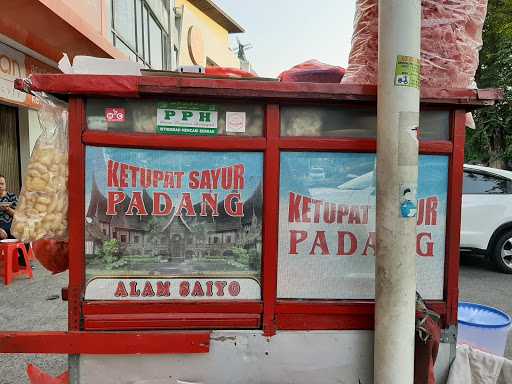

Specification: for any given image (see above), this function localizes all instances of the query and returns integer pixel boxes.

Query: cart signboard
[84,147,263,300]
[277,153,448,300]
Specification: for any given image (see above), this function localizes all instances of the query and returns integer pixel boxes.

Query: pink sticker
[105,108,126,123]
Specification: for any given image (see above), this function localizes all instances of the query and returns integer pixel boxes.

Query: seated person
[0,174,28,266]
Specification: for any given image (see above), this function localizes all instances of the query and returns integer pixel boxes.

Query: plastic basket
[457,302,512,356]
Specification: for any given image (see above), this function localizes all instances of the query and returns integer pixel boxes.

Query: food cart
[1,73,500,383]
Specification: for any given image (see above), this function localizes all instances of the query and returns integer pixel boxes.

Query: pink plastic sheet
[342,0,488,89]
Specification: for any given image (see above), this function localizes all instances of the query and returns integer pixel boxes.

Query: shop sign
[85,277,260,300]
[277,153,448,300]
[85,147,263,300]
[156,102,218,136]
[0,41,27,105]
[0,41,58,108]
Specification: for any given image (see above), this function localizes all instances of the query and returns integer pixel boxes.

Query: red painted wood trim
[68,98,86,331]
[23,75,140,97]
[279,138,376,152]
[419,141,453,154]
[445,110,466,325]
[138,77,501,106]
[275,301,447,330]
[276,314,374,330]
[139,76,376,96]
[276,300,446,315]
[83,131,267,151]
[83,301,263,315]
[276,301,374,315]
[0,331,209,354]
[83,314,260,331]
[262,104,280,336]
[24,74,501,107]
[279,138,452,154]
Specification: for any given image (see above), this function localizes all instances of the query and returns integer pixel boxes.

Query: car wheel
[491,230,512,274]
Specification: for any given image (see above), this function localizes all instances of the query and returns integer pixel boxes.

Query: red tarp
[342,0,488,88]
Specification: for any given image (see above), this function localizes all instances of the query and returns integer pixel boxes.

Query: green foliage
[232,246,249,263]
[466,0,512,167]
[98,239,127,270]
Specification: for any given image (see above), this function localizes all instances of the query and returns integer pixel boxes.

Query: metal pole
[375,0,421,383]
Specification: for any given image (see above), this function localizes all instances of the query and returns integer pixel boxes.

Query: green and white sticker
[394,55,420,89]
[157,102,218,136]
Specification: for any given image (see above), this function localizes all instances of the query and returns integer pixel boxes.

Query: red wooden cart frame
[0,74,500,354]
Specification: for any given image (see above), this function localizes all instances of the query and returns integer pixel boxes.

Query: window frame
[111,0,169,70]
[71,96,464,335]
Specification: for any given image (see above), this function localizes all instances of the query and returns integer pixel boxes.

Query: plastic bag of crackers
[12,93,69,242]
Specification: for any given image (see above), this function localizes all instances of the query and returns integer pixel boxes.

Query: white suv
[461,164,512,273]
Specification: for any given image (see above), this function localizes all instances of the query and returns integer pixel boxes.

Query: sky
[213,0,357,78]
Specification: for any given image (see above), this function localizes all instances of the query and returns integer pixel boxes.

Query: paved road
[459,252,512,360]
[0,262,67,384]
[0,255,510,383]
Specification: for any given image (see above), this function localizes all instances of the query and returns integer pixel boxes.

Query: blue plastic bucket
[457,302,512,356]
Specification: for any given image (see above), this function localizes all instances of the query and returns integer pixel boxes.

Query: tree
[98,239,125,270]
[465,0,512,168]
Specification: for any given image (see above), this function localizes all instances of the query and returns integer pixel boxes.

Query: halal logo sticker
[105,108,126,123]
[226,112,246,133]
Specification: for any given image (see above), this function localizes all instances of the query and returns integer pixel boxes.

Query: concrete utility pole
[375,0,421,383]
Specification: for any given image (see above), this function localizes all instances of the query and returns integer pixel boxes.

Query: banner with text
[85,147,263,299]
[277,153,448,300]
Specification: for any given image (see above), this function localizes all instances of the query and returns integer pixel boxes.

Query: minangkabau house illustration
[85,177,262,268]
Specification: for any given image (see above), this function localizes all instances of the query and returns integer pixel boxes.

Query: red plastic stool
[0,242,33,285]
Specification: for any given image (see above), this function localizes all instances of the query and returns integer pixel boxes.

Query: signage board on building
[0,41,57,108]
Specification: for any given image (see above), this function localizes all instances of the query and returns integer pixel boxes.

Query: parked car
[461,164,512,273]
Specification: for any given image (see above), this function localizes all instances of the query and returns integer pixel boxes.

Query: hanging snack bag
[12,93,69,242]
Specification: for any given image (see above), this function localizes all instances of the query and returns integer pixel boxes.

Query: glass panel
[421,111,450,141]
[135,0,144,56]
[114,38,137,61]
[113,0,136,48]
[149,15,163,70]
[85,148,263,300]
[86,98,264,136]
[143,6,150,63]
[277,152,448,300]
[463,172,508,194]
[281,106,450,140]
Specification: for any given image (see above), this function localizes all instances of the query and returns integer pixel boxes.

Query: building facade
[175,0,243,68]
[0,0,246,194]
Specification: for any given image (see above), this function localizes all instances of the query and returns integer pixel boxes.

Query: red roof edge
[15,74,503,107]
